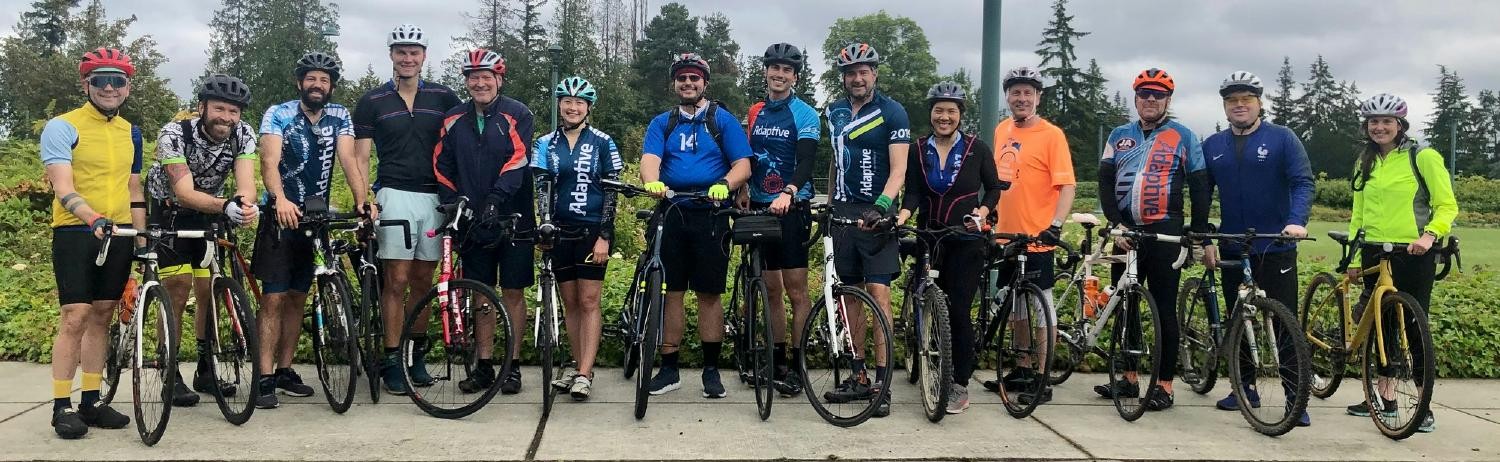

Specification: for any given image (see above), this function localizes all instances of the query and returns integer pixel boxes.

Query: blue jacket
[1202,121,1315,255]
[433,96,534,208]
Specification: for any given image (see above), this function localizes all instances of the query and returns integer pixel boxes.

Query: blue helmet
[555,76,597,104]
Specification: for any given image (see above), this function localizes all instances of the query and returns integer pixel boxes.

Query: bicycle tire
[1048,272,1083,386]
[541,280,559,417]
[357,265,383,404]
[995,283,1053,419]
[621,255,648,380]
[1361,291,1434,440]
[728,263,750,386]
[1225,296,1311,437]
[208,276,260,425]
[799,285,894,427]
[750,276,775,420]
[310,274,358,413]
[901,276,921,385]
[1300,272,1347,399]
[917,285,952,423]
[402,279,511,419]
[634,269,665,420]
[101,320,127,405]
[1106,284,1161,422]
[133,283,175,446]
[1178,277,1219,395]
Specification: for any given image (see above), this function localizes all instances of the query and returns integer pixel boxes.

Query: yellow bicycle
[1300,229,1434,440]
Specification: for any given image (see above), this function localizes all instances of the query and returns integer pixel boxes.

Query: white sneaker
[570,375,593,401]
[551,367,579,390]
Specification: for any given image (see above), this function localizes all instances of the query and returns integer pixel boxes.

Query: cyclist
[41,47,142,438]
[144,74,260,407]
[825,42,909,418]
[253,52,372,409]
[1094,68,1211,411]
[736,43,819,396]
[432,48,535,395]
[893,82,1004,414]
[533,76,624,401]
[640,52,752,399]
[981,66,1077,405]
[1199,71,1315,426]
[1343,93,1456,433]
[351,24,464,396]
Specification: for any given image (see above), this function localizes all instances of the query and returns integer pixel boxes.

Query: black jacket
[901,134,1004,230]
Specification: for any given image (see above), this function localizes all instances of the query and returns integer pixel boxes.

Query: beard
[202,118,235,141]
[301,87,332,110]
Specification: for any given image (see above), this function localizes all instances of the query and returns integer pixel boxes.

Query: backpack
[662,100,728,152]
[1405,139,1431,200]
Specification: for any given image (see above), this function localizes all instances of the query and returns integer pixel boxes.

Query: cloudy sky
[5,0,1500,138]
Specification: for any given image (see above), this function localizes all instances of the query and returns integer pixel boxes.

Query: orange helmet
[1132,68,1174,93]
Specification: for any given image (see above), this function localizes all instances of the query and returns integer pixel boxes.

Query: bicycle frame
[1313,249,1404,368]
[431,198,471,349]
[1064,229,1184,351]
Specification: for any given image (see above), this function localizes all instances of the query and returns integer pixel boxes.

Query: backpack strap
[661,100,727,152]
[745,101,765,136]
[1407,139,1430,200]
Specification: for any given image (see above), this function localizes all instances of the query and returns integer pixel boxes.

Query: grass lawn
[1302,221,1499,267]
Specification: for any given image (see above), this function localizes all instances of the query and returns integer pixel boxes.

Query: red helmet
[79,47,135,78]
[462,49,506,76]
[1132,68,1174,93]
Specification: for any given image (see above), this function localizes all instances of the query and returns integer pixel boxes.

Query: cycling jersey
[1099,119,1205,227]
[352,79,463,193]
[433,96,532,208]
[258,100,354,206]
[992,117,1074,251]
[901,132,1003,235]
[145,118,258,202]
[642,103,752,197]
[1350,145,1458,243]
[747,95,819,202]
[1203,121,1315,254]
[534,125,624,226]
[828,91,910,204]
[39,103,143,228]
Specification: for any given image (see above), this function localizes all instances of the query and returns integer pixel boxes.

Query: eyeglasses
[674,74,702,83]
[88,74,129,89]
[1136,89,1169,101]
[1223,95,1258,106]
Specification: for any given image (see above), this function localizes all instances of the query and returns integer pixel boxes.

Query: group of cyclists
[41,21,1457,440]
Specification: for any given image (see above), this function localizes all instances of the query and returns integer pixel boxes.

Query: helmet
[669,52,710,80]
[295,52,342,83]
[1002,66,1044,91]
[461,49,506,76]
[1360,93,1408,119]
[387,24,428,48]
[762,43,805,72]
[79,47,135,78]
[1132,68,1175,93]
[555,76,597,104]
[926,82,966,108]
[835,42,880,69]
[1219,71,1263,97]
[198,74,251,108]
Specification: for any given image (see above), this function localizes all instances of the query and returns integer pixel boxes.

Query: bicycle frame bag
[731,215,783,245]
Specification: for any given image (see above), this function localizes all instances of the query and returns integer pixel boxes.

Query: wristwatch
[781,185,798,196]
[1051,219,1064,228]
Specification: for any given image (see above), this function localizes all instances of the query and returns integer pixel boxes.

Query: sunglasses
[88,74,129,89]
[1223,95,1258,106]
[1136,89,1169,101]
[674,74,703,83]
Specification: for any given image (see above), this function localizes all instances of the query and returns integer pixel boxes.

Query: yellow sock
[81,373,102,392]
[53,379,72,400]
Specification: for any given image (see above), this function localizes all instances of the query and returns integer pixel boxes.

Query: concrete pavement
[1,362,1497,461]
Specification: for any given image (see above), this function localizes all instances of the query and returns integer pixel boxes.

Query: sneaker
[1297,410,1312,427]
[52,408,87,439]
[171,380,200,407]
[1001,367,1037,392]
[702,368,727,399]
[872,382,891,418]
[1346,398,1398,418]
[275,369,315,397]
[1093,379,1139,399]
[458,363,496,394]
[77,403,130,429]
[822,374,874,404]
[774,369,803,397]
[1143,384,1174,411]
[254,376,279,409]
[1018,387,1054,406]
[193,370,237,398]
[648,367,681,395]
[552,366,579,390]
[570,375,593,401]
[408,341,435,387]
[982,379,1001,393]
[500,368,523,395]
[1417,411,1436,433]
[1215,389,1260,411]
[381,355,410,396]
[946,384,970,414]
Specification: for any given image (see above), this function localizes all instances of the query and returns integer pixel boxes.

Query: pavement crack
[0,401,48,425]
[1029,413,1095,460]
[525,407,549,461]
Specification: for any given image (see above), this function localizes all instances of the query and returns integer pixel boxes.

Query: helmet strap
[86,89,121,120]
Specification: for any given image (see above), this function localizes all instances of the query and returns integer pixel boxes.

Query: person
[351,24,464,396]
[1094,68,1211,411]
[893,82,1003,414]
[144,74,260,407]
[432,48,535,395]
[252,51,372,409]
[824,42,909,417]
[980,66,1077,406]
[1343,93,1456,433]
[41,47,143,438]
[737,43,819,396]
[1199,71,1315,426]
[640,52,752,399]
[534,76,624,401]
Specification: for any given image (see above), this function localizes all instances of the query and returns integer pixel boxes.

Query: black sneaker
[823,373,875,404]
[275,369,315,397]
[171,380,200,407]
[774,368,803,397]
[871,382,891,418]
[458,364,496,394]
[254,376,279,409]
[1143,384,1174,411]
[982,379,1001,393]
[499,367,523,395]
[52,408,87,439]
[1018,387,1054,406]
[77,403,129,429]
[193,370,237,398]
[1093,379,1139,399]
[1001,367,1037,392]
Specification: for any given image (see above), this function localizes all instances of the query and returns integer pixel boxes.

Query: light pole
[1097,109,1108,157]
[978,0,1003,145]
[549,44,563,133]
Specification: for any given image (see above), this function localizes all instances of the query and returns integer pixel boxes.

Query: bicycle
[274,197,368,414]
[974,231,1057,419]
[892,224,970,422]
[337,211,411,405]
[1043,213,1104,387]
[197,216,263,425]
[722,207,779,421]
[1301,229,1438,440]
[1177,229,1313,436]
[398,196,516,419]
[534,194,593,416]
[796,203,894,428]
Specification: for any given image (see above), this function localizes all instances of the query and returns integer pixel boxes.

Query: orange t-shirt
[992,117,1075,250]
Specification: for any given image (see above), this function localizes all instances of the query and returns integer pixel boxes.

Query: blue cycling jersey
[828,91,910,204]
[748,95,820,202]
[1100,119,1205,226]
[642,104,753,191]
[534,125,625,225]
[258,100,354,206]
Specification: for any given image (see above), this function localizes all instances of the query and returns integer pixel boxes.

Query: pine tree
[18,0,79,56]
[1424,66,1482,175]
[629,2,701,120]
[1269,57,1300,130]
[1034,0,1112,175]
[1294,56,1361,178]
[698,13,746,114]
[1477,90,1500,177]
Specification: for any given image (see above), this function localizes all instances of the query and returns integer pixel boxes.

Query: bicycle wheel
[917,285,952,422]
[133,283,176,446]
[1300,272,1347,399]
[621,255,648,380]
[994,283,1052,419]
[1178,277,1219,395]
[634,269,664,420]
[402,279,512,419]
[540,280,560,417]
[728,264,750,386]
[799,285,894,427]
[207,276,260,425]
[357,264,383,404]
[101,319,128,405]
[310,274,358,413]
[1106,284,1161,422]
[1360,291,1434,440]
[1225,296,1311,437]
[900,278,921,385]
[1048,272,1084,386]
[750,276,775,420]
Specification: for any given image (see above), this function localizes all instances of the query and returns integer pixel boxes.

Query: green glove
[644,181,667,195]
[708,180,731,201]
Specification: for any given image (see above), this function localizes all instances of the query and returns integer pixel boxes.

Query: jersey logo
[1257,145,1270,161]
[996,139,1022,183]
[1135,130,1180,223]
[1114,138,1137,152]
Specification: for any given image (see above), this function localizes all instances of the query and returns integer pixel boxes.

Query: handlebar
[1436,235,1462,281]
[95,227,208,266]
[715,207,775,218]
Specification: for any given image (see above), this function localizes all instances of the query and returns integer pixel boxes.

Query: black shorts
[460,238,536,290]
[551,225,607,282]
[659,205,730,293]
[993,250,1056,289]
[52,228,134,306]
[148,200,212,275]
[250,220,314,294]
[750,202,812,271]
[831,203,899,285]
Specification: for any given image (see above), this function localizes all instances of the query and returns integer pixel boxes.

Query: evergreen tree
[203,0,340,111]
[699,14,746,114]
[1294,56,1361,178]
[1034,0,1114,176]
[629,2,700,120]
[818,11,940,134]
[18,0,79,56]
[1269,57,1301,130]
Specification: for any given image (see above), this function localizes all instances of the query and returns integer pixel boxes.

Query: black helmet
[198,74,251,108]
[295,52,342,84]
[762,43,805,73]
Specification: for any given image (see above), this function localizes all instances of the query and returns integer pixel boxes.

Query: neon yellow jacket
[1349,145,1458,243]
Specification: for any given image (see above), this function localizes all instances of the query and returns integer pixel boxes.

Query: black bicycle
[722,207,779,421]
[336,210,409,405]
[894,225,979,422]
[975,232,1057,418]
[294,197,364,413]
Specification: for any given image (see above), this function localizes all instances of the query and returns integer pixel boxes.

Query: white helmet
[1003,66,1044,90]
[1219,71,1263,97]
[387,24,428,48]
[1360,93,1408,120]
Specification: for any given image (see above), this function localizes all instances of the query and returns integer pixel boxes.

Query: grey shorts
[376,188,442,261]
